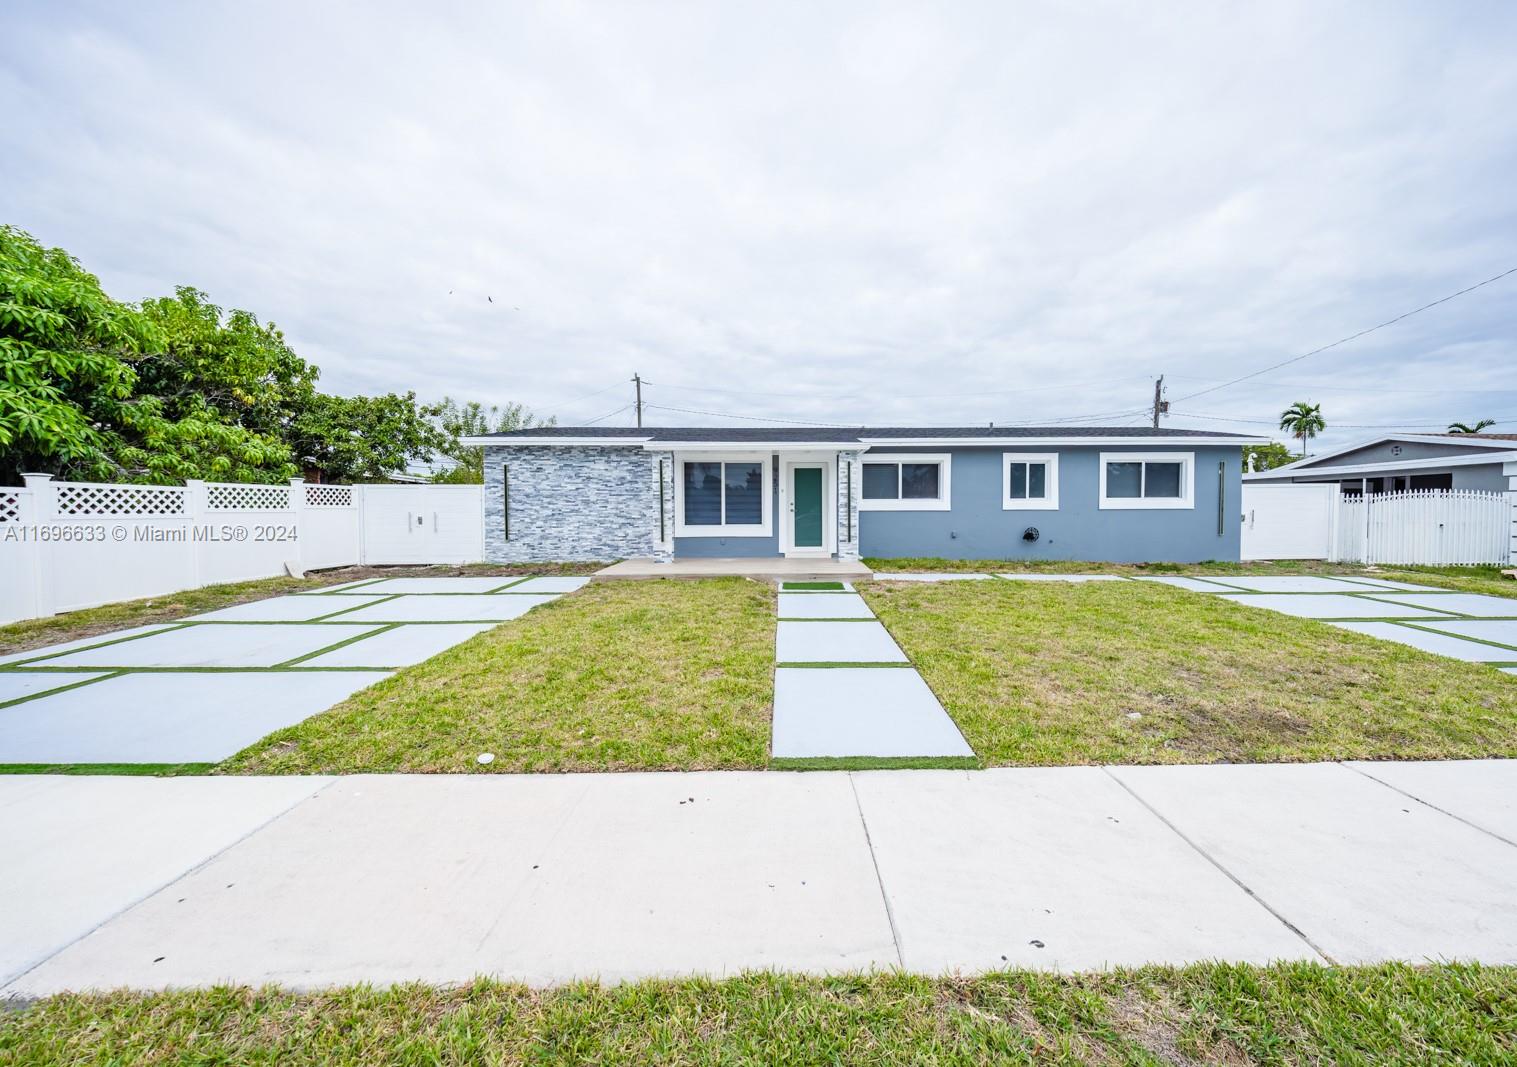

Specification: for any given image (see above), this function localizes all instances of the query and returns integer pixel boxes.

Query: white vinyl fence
[1242,483,1514,565]
[1336,490,1511,567]
[0,475,484,625]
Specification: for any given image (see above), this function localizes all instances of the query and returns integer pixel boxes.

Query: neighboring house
[1245,433,1517,496]
[464,425,1261,564]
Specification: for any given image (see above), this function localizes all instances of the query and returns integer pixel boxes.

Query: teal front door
[792,467,824,549]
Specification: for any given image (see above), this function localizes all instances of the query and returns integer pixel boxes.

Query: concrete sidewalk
[5,760,1517,995]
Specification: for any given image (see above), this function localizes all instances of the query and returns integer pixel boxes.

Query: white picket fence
[1335,490,1511,566]
[0,475,484,625]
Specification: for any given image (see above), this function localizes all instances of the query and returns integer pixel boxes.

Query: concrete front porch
[595,557,873,581]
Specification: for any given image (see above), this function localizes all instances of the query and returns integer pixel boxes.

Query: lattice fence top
[55,482,187,517]
[305,483,355,507]
[206,483,291,511]
[0,492,19,523]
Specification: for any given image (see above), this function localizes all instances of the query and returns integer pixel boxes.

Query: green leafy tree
[1278,401,1326,458]
[0,226,292,484]
[1447,419,1495,434]
[288,391,448,484]
[430,397,553,483]
[1243,441,1296,472]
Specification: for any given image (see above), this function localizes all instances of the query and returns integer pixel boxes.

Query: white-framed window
[673,453,773,536]
[1098,451,1195,510]
[1002,453,1059,510]
[858,453,952,511]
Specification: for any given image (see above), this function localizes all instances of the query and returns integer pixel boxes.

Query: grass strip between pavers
[306,594,405,621]
[0,671,122,711]
[0,762,216,775]
[273,623,404,667]
[782,581,847,591]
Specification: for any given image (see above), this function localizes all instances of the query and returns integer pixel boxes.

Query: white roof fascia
[1244,450,1517,480]
[858,435,1266,447]
[643,441,870,452]
[465,436,653,447]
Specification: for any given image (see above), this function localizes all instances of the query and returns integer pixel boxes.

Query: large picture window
[858,454,951,511]
[1002,453,1059,510]
[674,455,772,535]
[1098,452,1194,509]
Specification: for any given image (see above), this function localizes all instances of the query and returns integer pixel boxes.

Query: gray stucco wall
[858,446,1242,563]
[484,445,656,562]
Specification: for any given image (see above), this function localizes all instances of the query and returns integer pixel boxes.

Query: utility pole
[632,373,644,428]
[1151,375,1168,428]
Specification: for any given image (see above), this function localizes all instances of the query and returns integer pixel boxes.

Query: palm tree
[1278,401,1326,458]
[1447,419,1495,434]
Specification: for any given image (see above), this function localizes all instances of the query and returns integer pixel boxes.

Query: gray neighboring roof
[475,425,1254,443]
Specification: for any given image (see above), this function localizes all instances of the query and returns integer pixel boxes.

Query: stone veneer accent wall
[835,449,861,562]
[484,446,659,562]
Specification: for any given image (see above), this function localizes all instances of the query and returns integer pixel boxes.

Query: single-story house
[465,425,1262,564]
[1245,433,1517,496]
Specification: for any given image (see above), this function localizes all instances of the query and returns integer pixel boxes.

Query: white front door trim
[778,454,836,558]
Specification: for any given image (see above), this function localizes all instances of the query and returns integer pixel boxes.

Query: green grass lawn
[220,579,775,774]
[864,558,1517,598]
[861,580,1517,766]
[2,964,1512,1065]
[0,562,604,658]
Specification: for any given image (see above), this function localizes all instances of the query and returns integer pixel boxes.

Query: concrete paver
[1218,593,1453,620]
[299,624,495,668]
[36,623,385,668]
[772,669,972,758]
[0,671,390,764]
[1330,622,1515,662]
[327,594,559,623]
[1207,575,1408,593]
[0,775,330,986]
[332,577,520,594]
[1131,576,1239,592]
[776,621,908,663]
[995,574,1126,582]
[188,594,390,621]
[776,593,875,619]
[507,577,592,594]
[1357,592,1517,617]
[0,671,111,705]
[0,626,181,666]
[1416,618,1517,651]
[852,769,1314,971]
[1109,762,1517,964]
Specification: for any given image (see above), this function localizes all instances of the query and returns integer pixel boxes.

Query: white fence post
[289,477,306,572]
[21,474,56,618]
[184,479,207,589]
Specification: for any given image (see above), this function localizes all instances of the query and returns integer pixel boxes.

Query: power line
[582,402,632,425]
[536,380,626,412]
[1171,265,1517,404]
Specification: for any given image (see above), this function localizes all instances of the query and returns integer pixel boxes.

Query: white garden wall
[0,476,483,625]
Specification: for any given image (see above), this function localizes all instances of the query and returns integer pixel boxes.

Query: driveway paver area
[0,577,576,766]
[1150,575,1517,670]
[8,760,1517,993]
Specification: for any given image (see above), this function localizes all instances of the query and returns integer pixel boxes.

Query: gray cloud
[3,0,1515,450]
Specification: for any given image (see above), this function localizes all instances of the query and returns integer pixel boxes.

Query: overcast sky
[4,1,1515,450]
